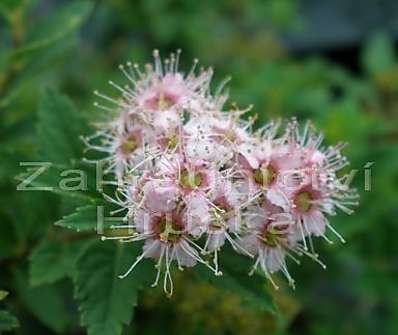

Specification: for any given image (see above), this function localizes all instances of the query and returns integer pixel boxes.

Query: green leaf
[1,189,56,250]
[16,88,99,201]
[195,246,275,313]
[1,2,92,107]
[75,241,152,335]
[55,205,101,232]
[0,310,19,331]
[16,163,98,202]
[55,205,117,232]
[362,32,396,75]
[15,270,70,334]
[11,1,93,65]
[37,89,88,165]
[30,239,92,286]
[0,212,17,261]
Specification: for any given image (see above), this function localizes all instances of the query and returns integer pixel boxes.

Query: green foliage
[14,270,72,334]
[55,205,114,232]
[30,239,90,286]
[0,0,25,21]
[11,1,93,64]
[195,247,275,313]
[362,32,396,75]
[0,290,19,332]
[0,310,19,331]
[74,242,152,335]
[0,1,93,110]
[0,291,8,301]
[37,89,88,165]
[0,1,397,335]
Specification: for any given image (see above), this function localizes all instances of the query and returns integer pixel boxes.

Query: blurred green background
[1,0,397,334]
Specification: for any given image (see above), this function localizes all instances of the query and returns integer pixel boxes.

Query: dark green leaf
[30,239,91,286]
[74,241,152,335]
[37,89,88,165]
[15,270,70,333]
[195,247,275,313]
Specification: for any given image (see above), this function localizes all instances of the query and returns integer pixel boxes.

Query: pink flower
[88,53,358,295]
[237,142,295,209]
[289,180,358,248]
[103,203,219,297]
[138,73,188,110]
[238,202,297,289]
[82,115,154,182]
[156,153,218,196]
[206,181,242,246]
[184,113,255,164]
[142,179,179,213]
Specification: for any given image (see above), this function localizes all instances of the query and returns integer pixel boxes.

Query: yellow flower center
[261,228,279,247]
[253,164,276,187]
[180,170,203,189]
[156,92,175,109]
[120,136,137,155]
[167,134,178,149]
[295,191,312,212]
[157,217,182,244]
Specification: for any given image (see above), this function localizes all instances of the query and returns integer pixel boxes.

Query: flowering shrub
[82,51,358,296]
[4,2,397,334]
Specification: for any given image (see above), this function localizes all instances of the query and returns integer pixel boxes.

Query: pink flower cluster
[84,50,358,295]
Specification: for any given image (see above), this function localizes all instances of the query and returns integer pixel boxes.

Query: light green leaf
[75,241,152,335]
[0,310,19,331]
[30,239,92,286]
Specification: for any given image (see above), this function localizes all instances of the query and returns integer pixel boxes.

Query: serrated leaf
[37,89,88,165]
[55,205,98,231]
[0,310,19,331]
[55,205,117,232]
[75,241,152,335]
[195,246,275,313]
[30,239,92,286]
